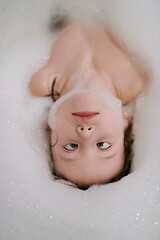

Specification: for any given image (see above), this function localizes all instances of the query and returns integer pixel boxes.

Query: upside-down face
[48,88,129,188]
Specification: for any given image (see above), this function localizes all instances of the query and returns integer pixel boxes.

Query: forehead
[52,147,124,186]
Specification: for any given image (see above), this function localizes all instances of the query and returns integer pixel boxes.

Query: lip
[72,112,99,122]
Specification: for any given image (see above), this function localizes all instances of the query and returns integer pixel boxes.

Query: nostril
[78,126,93,132]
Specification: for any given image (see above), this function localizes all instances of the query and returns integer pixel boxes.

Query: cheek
[101,118,122,137]
[55,119,75,137]
[51,122,75,147]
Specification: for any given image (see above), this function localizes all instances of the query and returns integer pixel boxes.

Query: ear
[51,129,58,147]
[122,112,131,131]
[45,117,50,131]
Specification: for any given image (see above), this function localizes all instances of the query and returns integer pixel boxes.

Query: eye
[64,143,78,151]
[97,142,111,150]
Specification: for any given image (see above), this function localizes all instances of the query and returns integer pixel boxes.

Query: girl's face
[48,89,128,188]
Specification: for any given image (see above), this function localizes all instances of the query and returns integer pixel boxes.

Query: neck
[59,67,118,99]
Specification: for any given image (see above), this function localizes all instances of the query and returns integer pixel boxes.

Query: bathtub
[0,0,160,239]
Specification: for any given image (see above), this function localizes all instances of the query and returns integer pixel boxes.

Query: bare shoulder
[103,33,149,103]
[114,59,148,104]
[53,24,88,44]
[29,24,91,97]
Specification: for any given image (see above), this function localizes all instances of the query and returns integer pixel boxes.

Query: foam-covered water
[0,0,160,240]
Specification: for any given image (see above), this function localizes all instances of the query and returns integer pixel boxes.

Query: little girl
[30,22,147,189]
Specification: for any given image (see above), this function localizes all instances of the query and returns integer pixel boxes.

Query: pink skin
[29,24,146,187]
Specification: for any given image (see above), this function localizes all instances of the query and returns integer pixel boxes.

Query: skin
[29,24,146,188]
[49,90,125,187]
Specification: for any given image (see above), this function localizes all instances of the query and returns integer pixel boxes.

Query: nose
[77,125,95,138]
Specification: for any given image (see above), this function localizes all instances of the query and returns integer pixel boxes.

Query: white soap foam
[0,0,160,240]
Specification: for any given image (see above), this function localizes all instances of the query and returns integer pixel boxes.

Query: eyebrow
[59,151,117,162]
[59,154,79,162]
[100,151,117,160]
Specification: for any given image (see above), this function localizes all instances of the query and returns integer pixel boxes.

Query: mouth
[72,112,99,122]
